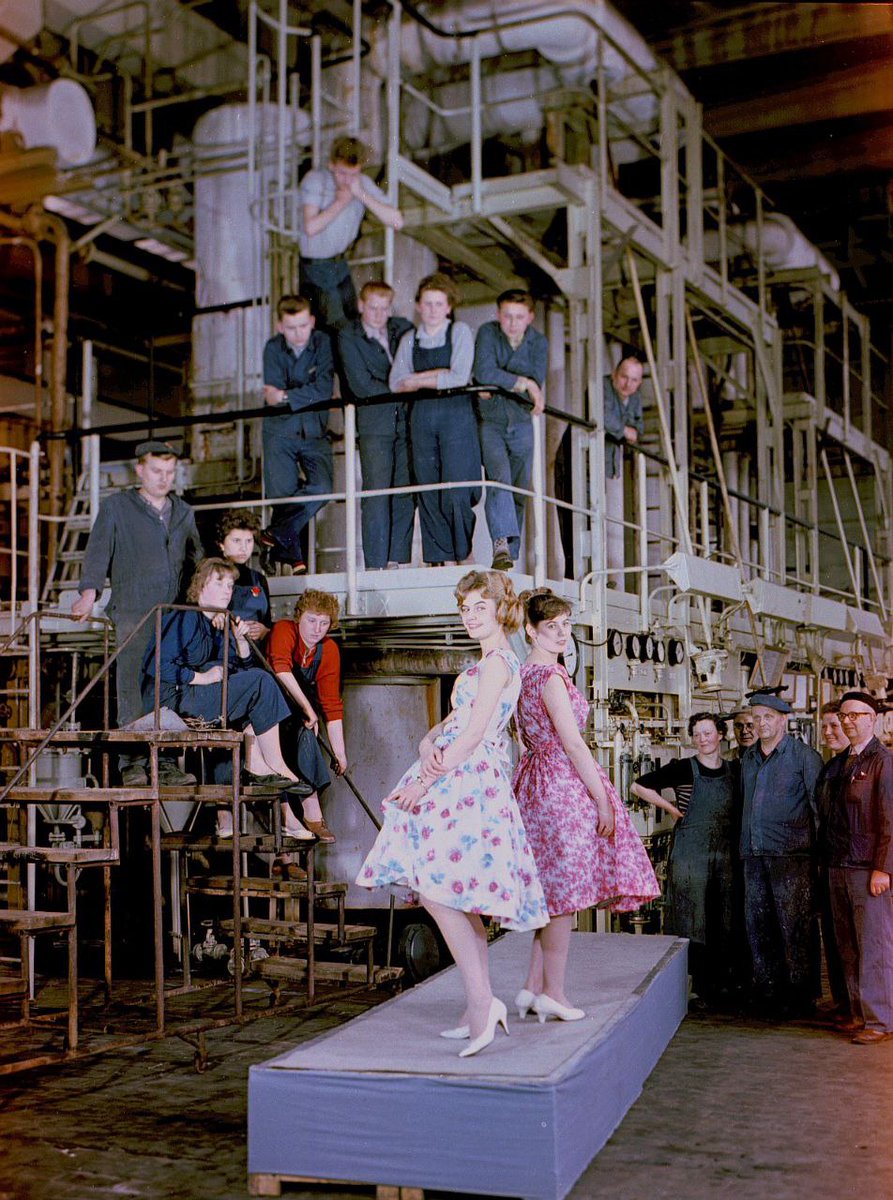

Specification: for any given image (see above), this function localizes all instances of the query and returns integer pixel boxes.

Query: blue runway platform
[248,931,688,1199]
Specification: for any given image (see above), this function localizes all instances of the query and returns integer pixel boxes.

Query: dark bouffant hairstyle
[187,557,238,604]
[687,711,728,737]
[293,588,340,630]
[455,570,523,634]
[415,271,460,311]
[519,587,573,642]
[820,700,841,716]
[216,508,262,544]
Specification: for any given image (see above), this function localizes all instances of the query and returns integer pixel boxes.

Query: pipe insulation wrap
[0,79,97,166]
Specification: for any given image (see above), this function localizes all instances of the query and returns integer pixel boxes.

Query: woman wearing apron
[390,272,481,565]
[632,713,742,1005]
[268,589,345,846]
[216,508,271,642]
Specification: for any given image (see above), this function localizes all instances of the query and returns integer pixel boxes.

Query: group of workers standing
[258,134,643,578]
[632,693,893,1045]
[66,134,889,1052]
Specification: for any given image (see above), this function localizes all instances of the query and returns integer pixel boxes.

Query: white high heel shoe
[458,997,509,1058]
[533,993,585,1023]
[515,988,536,1019]
[439,1023,470,1040]
[282,810,314,840]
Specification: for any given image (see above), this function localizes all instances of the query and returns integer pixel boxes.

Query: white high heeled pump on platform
[533,993,585,1023]
[458,998,509,1058]
[439,1023,470,1040]
[514,988,536,1019]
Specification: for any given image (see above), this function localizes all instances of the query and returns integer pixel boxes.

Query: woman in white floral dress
[357,570,547,1056]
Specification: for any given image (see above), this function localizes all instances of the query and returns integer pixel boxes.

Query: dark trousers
[743,855,816,1008]
[300,257,356,331]
[263,425,334,562]
[829,866,893,1032]
[175,669,290,736]
[479,416,533,559]
[358,423,415,568]
[410,396,481,564]
[818,865,849,1009]
[116,614,158,772]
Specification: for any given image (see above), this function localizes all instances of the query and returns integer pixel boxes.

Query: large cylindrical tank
[0,79,96,166]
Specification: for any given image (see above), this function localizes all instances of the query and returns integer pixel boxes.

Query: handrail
[0,602,237,804]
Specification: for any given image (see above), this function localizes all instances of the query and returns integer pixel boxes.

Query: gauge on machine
[560,633,579,678]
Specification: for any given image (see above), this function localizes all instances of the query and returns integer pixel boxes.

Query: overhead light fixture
[742,579,809,624]
[134,237,190,263]
[661,552,743,603]
[44,194,104,224]
[845,607,886,642]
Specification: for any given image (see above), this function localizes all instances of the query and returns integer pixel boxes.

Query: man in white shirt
[300,136,403,329]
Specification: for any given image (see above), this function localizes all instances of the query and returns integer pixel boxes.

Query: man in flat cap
[740,692,823,1017]
[72,441,202,785]
[817,692,893,1044]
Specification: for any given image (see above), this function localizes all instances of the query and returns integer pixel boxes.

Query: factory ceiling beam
[657,2,893,70]
[704,59,893,138]
[733,121,893,181]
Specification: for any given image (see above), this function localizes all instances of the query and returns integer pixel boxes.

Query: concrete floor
[1,988,892,1200]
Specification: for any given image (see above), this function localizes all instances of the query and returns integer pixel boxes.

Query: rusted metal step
[257,958,403,986]
[0,844,119,866]
[0,908,76,932]
[220,917,375,947]
[184,875,346,900]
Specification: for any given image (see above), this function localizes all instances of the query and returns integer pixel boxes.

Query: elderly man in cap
[740,692,823,1017]
[817,691,893,1044]
[72,440,203,785]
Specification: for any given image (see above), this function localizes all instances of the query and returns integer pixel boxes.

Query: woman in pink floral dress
[512,588,659,1023]
[357,570,548,1057]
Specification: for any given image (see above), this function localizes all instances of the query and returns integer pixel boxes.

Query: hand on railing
[71,588,97,621]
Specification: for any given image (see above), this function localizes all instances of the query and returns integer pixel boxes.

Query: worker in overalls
[268,589,345,844]
[390,272,481,566]
[632,712,742,1005]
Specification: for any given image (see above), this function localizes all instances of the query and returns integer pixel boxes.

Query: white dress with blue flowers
[356,648,548,932]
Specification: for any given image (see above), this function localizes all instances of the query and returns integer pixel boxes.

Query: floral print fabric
[356,648,548,932]
[513,662,660,915]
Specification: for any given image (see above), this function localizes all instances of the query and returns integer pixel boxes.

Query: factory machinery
[0,0,890,1066]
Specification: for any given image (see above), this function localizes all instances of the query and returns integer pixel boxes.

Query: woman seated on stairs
[140,557,314,845]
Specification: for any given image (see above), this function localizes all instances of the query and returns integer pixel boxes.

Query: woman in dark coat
[142,557,312,840]
[631,712,741,1004]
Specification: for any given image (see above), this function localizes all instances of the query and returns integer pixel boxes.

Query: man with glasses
[817,691,893,1044]
[740,692,823,1018]
[727,709,757,761]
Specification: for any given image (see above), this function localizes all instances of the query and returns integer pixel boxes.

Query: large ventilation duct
[0,79,96,166]
[190,102,311,418]
[701,214,840,289]
[399,0,657,80]
[394,1,659,154]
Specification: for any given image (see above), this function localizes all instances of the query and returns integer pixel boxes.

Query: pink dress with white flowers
[356,648,548,932]
[513,662,660,915]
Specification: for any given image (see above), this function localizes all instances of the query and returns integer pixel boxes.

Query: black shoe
[121,765,149,787]
[243,771,293,789]
[158,761,198,786]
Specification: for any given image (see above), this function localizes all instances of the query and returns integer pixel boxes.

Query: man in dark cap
[817,691,893,1044]
[740,692,823,1017]
[72,440,202,785]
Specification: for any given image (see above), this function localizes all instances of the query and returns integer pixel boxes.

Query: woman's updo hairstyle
[519,587,572,641]
[687,711,727,737]
[455,570,524,633]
